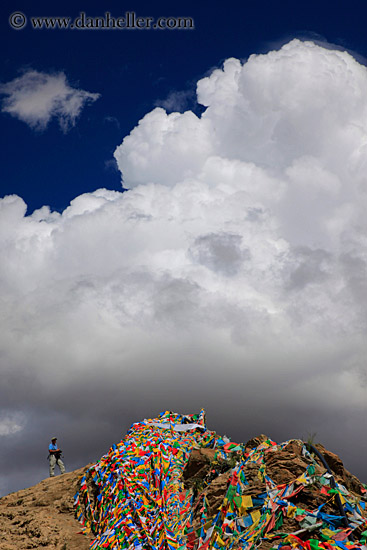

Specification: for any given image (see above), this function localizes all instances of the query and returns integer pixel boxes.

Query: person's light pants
[49,454,65,477]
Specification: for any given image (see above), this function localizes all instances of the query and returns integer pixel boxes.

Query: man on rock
[48,437,66,477]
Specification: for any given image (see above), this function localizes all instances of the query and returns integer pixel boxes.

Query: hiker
[48,437,66,477]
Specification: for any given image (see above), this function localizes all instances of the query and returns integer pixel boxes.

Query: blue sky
[1,1,367,496]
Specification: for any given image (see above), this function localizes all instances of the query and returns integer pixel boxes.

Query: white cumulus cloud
[0,69,100,131]
[1,40,367,494]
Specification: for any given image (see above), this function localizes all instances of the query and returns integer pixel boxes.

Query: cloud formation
[155,88,196,113]
[0,69,100,131]
[1,40,367,495]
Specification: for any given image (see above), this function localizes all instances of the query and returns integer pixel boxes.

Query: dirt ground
[0,465,94,550]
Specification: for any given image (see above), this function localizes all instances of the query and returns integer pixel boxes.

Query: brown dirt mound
[0,465,94,550]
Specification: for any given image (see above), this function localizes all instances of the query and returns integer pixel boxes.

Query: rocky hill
[0,465,94,550]
[1,412,366,550]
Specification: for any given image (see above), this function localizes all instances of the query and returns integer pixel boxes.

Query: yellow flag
[251,510,261,523]
[287,505,297,518]
[241,495,253,511]
[321,528,335,538]
[296,473,308,484]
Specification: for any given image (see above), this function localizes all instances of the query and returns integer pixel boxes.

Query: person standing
[48,437,66,477]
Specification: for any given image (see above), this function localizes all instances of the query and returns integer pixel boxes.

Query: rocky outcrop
[184,436,367,547]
